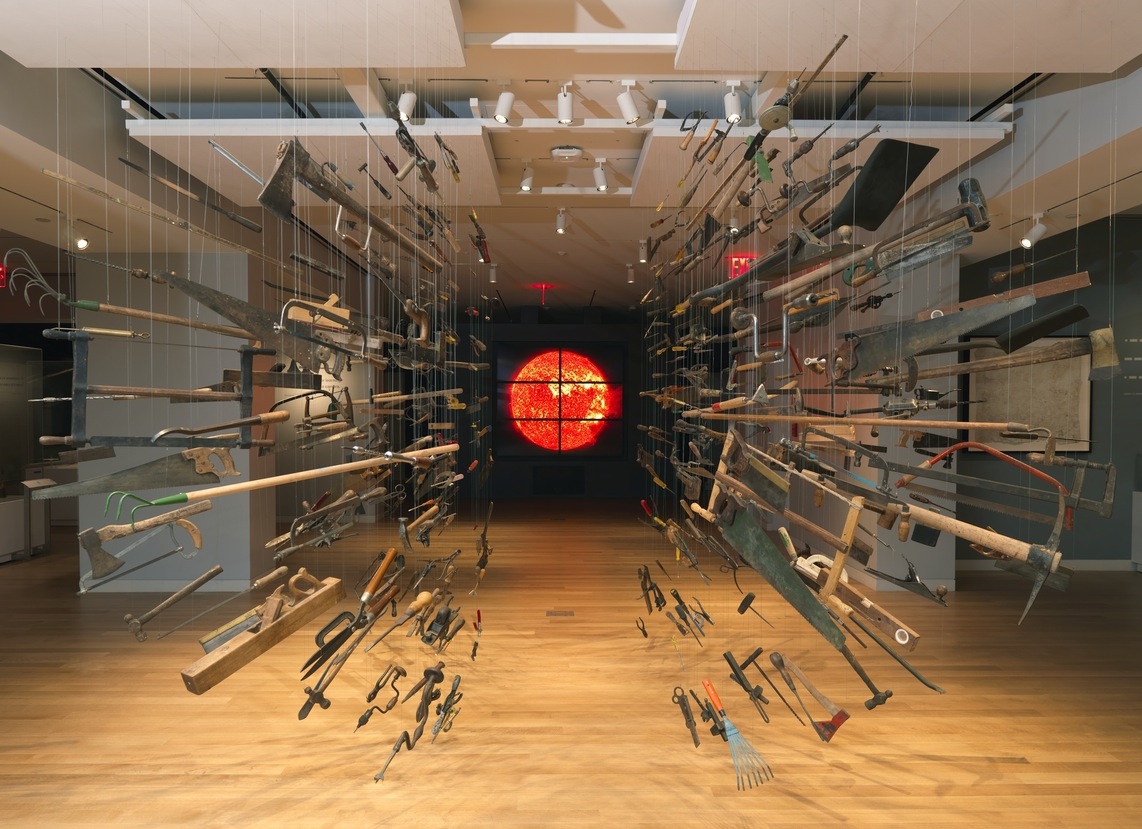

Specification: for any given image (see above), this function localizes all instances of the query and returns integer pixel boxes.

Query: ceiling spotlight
[617,80,640,124]
[557,84,574,125]
[724,81,743,124]
[1020,213,1047,248]
[520,163,534,192]
[397,89,416,122]
[638,239,648,263]
[489,263,497,283]
[593,159,609,192]
[555,207,568,235]
[67,217,89,250]
[627,263,635,284]
[729,213,741,236]
[494,88,515,124]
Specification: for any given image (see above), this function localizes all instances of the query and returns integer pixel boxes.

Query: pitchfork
[702,678,773,790]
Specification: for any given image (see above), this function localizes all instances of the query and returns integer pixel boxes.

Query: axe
[769,652,850,742]
[78,501,213,580]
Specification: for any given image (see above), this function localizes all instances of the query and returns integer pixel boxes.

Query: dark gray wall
[957,216,1142,561]
[486,315,642,500]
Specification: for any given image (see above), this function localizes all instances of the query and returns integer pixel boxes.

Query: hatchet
[769,652,849,742]
[78,501,213,580]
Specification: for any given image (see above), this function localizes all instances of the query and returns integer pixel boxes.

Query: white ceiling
[1,0,1140,315]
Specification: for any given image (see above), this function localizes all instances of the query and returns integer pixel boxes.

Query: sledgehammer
[769,651,850,743]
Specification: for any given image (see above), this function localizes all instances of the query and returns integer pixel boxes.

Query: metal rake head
[728,735,774,790]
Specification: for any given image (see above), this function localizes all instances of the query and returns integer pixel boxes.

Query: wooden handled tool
[769,652,849,743]
[113,444,458,521]
[124,565,224,642]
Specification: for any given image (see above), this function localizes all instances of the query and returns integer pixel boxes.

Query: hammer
[124,565,224,642]
[79,501,213,579]
[769,652,850,743]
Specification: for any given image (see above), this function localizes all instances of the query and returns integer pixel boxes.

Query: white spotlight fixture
[638,239,648,263]
[520,162,534,192]
[617,80,640,124]
[626,263,634,284]
[1020,213,1047,249]
[724,81,743,125]
[555,207,568,235]
[397,89,416,122]
[557,84,574,125]
[494,87,515,124]
[489,263,497,283]
[729,212,740,236]
[593,159,609,192]
[67,217,89,250]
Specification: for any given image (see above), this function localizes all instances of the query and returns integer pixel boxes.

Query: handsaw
[161,270,354,377]
[831,294,1036,383]
[33,447,240,500]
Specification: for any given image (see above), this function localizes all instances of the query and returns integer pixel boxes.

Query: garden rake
[701,679,773,789]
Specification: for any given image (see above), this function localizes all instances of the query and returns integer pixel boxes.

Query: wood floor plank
[1,498,1140,828]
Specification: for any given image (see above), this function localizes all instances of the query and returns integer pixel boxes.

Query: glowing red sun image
[507,350,621,451]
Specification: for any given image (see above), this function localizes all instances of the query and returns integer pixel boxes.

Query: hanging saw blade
[33,447,240,500]
[831,294,1036,383]
[161,270,353,376]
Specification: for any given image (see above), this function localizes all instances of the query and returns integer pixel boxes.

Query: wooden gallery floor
[2,499,1141,828]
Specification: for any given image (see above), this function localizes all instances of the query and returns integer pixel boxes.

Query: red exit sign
[0,264,7,290]
[727,255,756,279]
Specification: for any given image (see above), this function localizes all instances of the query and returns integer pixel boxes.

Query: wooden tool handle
[149,444,458,506]
[701,678,724,713]
[99,500,214,542]
[362,548,400,602]
[252,565,289,591]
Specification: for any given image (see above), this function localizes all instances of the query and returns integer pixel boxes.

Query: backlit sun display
[507,350,621,451]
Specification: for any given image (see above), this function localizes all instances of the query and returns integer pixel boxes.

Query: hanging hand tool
[769,652,850,743]
[723,650,769,723]
[735,646,804,726]
[119,156,263,233]
[78,501,212,585]
[374,662,446,782]
[38,449,240,501]
[431,674,463,742]
[301,547,401,679]
[364,663,407,713]
[701,679,773,789]
[108,444,458,525]
[359,121,400,174]
[736,592,774,628]
[157,565,289,640]
[672,686,701,747]
[434,132,461,182]
[469,501,494,595]
[297,576,402,720]
[669,589,704,646]
[364,589,439,652]
[470,610,482,660]
[124,565,224,642]
[180,571,343,694]
[357,161,392,200]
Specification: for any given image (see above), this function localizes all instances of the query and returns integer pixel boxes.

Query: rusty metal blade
[833,294,1036,381]
[162,270,343,375]
[33,448,239,500]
